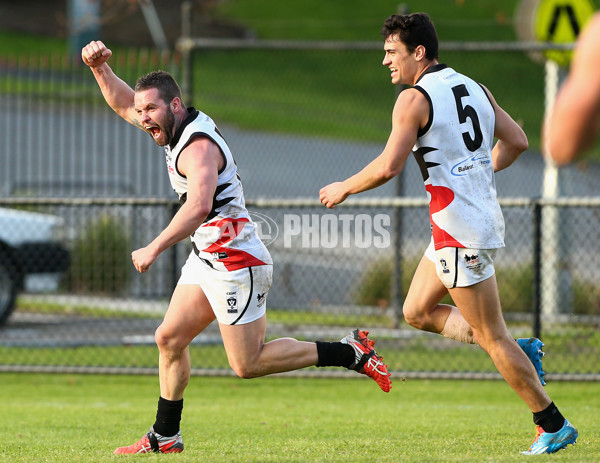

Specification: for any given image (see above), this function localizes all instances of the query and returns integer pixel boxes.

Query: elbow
[516,132,529,154]
[195,206,212,222]
[519,138,529,154]
[378,164,401,182]
[185,201,212,225]
[377,169,396,184]
[504,136,528,166]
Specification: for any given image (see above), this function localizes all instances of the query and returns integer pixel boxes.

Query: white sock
[440,307,476,344]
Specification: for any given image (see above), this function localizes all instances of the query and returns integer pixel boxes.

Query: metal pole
[541,60,570,316]
[169,201,180,291]
[532,200,542,340]
[391,186,403,328]
[138,0,170,53]
[180,1,194,104]
[391,79,407,328]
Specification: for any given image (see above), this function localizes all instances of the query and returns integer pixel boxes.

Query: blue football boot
[517,337,546,386]
[522,419,578,455]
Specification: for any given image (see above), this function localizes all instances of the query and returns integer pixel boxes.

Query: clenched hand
[319,182,349,209]
[81,40,112,68]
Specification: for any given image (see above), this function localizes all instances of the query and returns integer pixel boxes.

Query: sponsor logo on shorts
[256,292,266,308]
[214,251,229,259]
[227,296,238,313]
[464,253,481,270]
[440,258,450,274]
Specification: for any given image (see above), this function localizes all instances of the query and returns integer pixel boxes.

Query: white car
[0,208,70,325]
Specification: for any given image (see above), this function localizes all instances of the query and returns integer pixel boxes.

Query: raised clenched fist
[81,40,112,68]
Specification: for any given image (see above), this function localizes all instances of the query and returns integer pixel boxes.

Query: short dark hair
[381,13,439,60]
[135,70,183,105]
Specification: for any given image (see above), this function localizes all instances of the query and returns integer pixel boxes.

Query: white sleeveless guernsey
[412,64,505,251]
[164,108,272,271]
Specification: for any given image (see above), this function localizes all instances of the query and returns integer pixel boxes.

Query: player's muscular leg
[450,276,551,412]
[403,255,453,333]
[219,315,318,379]
[155,285,216,400]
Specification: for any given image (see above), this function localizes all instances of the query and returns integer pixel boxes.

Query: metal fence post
[532,199,542,340]
[169,201,180,291]
[391,195,403,328]
[391,83,407,328]
[179,1,194,104]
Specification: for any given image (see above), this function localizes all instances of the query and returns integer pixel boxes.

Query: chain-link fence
[0,43,599,379]
[0,197,599,379]
[2,43,598,201]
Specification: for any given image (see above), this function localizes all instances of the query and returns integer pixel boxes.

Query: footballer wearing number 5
[320,13,577,455]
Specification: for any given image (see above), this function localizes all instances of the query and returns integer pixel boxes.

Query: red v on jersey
[414,66,504,251]
[202,218,268,271]
[426,184,465,249]
[165,109,272,271]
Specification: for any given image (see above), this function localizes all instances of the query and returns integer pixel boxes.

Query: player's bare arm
[545,13,600,165]
[319,88,427,208]
[81,41,142,130]
[481,85,528,173]
[131,137,222,273]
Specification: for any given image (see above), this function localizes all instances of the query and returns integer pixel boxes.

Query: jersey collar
[169,107,199,149]
[415,63,448,85]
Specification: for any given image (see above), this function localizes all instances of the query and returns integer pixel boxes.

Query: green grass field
[1,373,598,462]
[215,0,521,41]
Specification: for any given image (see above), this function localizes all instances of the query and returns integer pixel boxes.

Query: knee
[228,350,265,379]
[229,361,259,379]
[402,302,427,330]
[472,329,484,347]
[155,325,186,355]
[471,328,508,352]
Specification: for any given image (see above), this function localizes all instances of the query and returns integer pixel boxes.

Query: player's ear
[170,97,181,112]
[414,45,426,61]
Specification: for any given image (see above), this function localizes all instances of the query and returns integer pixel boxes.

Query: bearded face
[146,106,175,147]
[134,88,177,147]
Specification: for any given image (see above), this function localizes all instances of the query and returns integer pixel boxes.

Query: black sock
[153,397,183,437]
[533,402,565,433]
[315,341,355,368]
